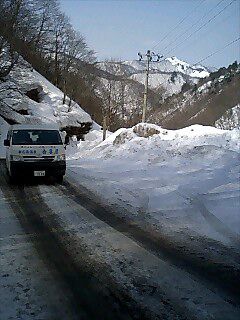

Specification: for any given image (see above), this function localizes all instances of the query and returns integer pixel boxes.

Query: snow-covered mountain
[97,56,210,98]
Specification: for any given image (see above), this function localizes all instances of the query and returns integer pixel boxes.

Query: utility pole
[138,50,163,123]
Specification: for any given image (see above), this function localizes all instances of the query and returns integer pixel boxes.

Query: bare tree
[0,37,18,78]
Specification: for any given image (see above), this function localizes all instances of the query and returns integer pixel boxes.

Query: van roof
[10,124,60,131]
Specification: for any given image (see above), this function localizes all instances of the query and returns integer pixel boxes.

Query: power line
[165,0,235,56]
[152,0,206,50]
[160,37,239,121]
[176,11,234,60]
[193,37,240,65]
[161,0,226,54]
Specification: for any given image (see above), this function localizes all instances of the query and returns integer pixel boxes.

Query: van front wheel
[9,173,17,185]
[55,175,63,184]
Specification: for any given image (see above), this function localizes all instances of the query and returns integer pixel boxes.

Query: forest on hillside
[0,0,104,119]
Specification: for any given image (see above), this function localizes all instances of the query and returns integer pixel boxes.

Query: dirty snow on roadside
[67,123,240,246]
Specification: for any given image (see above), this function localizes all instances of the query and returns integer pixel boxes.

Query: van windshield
[12,130,63,145]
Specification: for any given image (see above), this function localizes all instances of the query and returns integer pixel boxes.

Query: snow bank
[67,123,240,246]
[68,123,239,160]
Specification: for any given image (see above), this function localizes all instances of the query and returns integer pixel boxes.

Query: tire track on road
[59,177,240,305]
[40,181,240,320]
[190,196,240,245]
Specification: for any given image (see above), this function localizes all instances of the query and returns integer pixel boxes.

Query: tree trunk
[63,79,67,104]
[102,115,107,141]
[68,98,72,108]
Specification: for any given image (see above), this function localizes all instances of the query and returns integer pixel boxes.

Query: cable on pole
[193,37,240,65]
[161,0,226,54]
[172,11,234,59]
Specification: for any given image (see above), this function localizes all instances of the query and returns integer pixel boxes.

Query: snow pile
[69,123,239,160]
[67,130,102,158]
[0,58,92,128]
[67,123,240,246]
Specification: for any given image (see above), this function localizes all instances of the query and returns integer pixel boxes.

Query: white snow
[131,72,185,96]
[197,81,212,94]
[166,57,209,78]
[0,188,79,319]
[216,104,240,130]
[0,58,92,128]
[66,123,240,246]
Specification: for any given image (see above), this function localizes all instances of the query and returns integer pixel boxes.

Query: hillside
[93,58,240,130]
[149,61,240,129]
[1,54,239,135]
[0,57,93,139]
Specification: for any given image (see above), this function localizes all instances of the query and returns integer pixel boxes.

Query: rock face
[63,123,93,141]
[133,123,160,138]
[0,57,93,136]
[113,123,162,145]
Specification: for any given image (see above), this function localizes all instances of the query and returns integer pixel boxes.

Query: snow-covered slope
[215,104,240,130]
[151,63,240,129]
[123,57,210,77]
[0,58,92,128]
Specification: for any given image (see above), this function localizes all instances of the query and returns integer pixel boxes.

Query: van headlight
[10,155,23,161]
[56,154,66,161]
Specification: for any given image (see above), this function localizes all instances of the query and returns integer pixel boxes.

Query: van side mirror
[4,139,10,147]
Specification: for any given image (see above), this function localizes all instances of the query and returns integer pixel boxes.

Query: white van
[4,124,66,183]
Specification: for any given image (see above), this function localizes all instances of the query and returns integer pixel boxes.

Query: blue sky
[60,0,240,68]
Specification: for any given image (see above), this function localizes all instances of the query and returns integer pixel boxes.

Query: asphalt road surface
[0,160,240,320]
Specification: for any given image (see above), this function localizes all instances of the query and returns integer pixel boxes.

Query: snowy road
[0,160,240,320]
